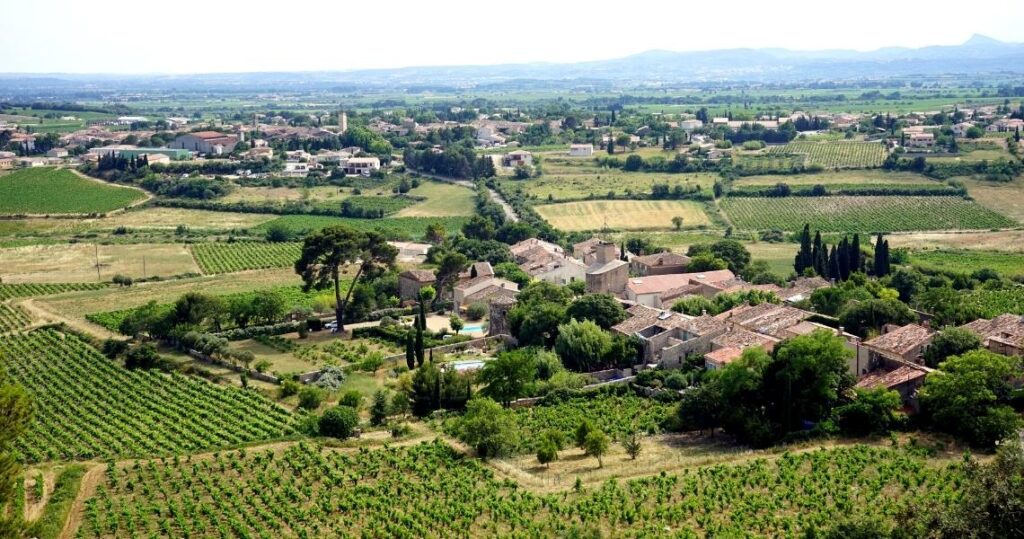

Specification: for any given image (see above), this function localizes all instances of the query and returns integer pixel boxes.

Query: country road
[407,168,519,222]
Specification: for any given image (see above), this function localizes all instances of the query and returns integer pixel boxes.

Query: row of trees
[793,225,867,280]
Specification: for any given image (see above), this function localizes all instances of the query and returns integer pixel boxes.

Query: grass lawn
[928,149,1013,162]
[395,181,476,217]
[535,199,712,232]
[0,242,201,283]
[229,339,317,373]
[733,170,941,186]
[0,168,145,214]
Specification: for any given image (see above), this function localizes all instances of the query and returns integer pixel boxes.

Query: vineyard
[0,282,108,300]
[0,304,31,332]
[75,441,965,538]
[0,167,146,214]
[255,215,471,241]
[443,389,674,454]
[963,287,1024,317]
[769,141,888,169]
[721,196,1016,232]
[731,152,806,175]
[910,250,1024,279]
[0,330,293,463]
[191,242,301,274]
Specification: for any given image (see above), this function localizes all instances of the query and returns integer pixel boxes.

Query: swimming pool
[462,324,486,333]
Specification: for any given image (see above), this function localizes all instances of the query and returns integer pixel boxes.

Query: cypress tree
[405,332,415,370]
[828,245,840,281]
[415,323,425,367]
[880,240,888,276]
[851,234,862,274]
[837,237,850,281]
[873,233,884,276]
[794,224,812,274]
[811,232,824,275]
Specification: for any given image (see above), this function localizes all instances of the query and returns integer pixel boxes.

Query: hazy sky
[2,0,1024,74]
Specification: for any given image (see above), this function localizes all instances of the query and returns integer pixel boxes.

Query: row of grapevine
[190,242,301,274]
[0,282,108,301]
[0,304,31,333]
[770,141,887,169]
[76,441,966,538]
[0,330,293,463]
[442,390,673,454]
[721,196,1016,232]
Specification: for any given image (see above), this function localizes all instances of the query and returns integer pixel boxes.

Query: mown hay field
[535,199,712,231]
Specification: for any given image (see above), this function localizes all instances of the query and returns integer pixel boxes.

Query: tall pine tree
[794,224,813,274]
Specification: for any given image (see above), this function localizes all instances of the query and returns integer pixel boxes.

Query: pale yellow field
[395,181,476,217]
[534,200,712,231]
[961,177,1024,224]
[887,230,1024,253]
[0,243,201,283]
[220,186,351,203]
[0,208,276,237]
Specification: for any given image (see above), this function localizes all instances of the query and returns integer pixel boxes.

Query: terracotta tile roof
[705,346,744,367]
[961,314,1024,345]
[855,365,930,390]
[612,305,693,335]
[626,270,735,296]
[711,327,779,350]
[680,314,730,336]
[399,269,435,282]
[464,284,518,303]
[718,303,811,337]
[632,252,690,268]
[188,130,231,139]
[864,324,933,357]
[510,238,563,258]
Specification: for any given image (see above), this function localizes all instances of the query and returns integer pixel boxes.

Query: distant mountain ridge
[1,35,1022,91]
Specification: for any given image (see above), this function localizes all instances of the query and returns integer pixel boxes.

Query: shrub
[339,390,363,410]
[279,379,300,399]
[319,406,359,439]
[315,365,346,390]
[306,317,323,331]
[466,303,488,321]
[297,386,326,410]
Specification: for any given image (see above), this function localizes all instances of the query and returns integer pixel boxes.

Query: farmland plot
[721,196,1015,232]
[535,200,712,231]
[75,441,966,538]
[769,141,888,168]
[191,242,301,274]
[0,168,145,214]
[0,330,292,463]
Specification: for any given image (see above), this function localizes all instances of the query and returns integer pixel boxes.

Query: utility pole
[142,256,146,280]
[95,244,101,281]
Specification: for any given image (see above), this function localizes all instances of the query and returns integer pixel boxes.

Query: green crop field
[191,242,302,274]
[731,152,805,174]
[733,170,942,187]
[962,287,1024,316]
[0,330,292,463]
[255,215,470,240]
[722,196,1015,232]
[75,441,966,538]
[535,199,712,231]
[909,249,1024,278]
[0,304,31,332]
[0,282,108,300]
[508,156,716,202]
[395,181,477,217]
[769,141,888,169]
[0,168,145,214]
